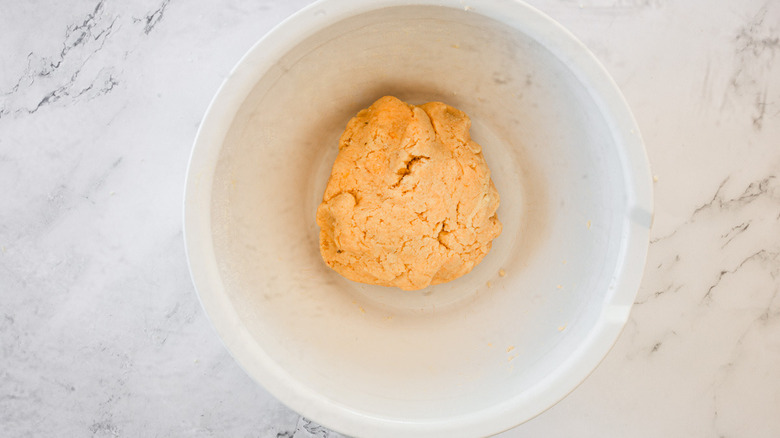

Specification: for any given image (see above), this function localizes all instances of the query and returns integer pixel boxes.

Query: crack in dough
[316,96,502,290]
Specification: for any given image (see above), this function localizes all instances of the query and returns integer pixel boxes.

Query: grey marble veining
[2,0,779,437]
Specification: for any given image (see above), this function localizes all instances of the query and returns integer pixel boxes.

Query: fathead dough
[316,96,502,291]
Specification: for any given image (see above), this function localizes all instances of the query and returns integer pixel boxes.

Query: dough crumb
[498,268,506,277]
[316,96,502,290]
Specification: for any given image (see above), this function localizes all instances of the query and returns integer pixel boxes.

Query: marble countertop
[2,0,779,436]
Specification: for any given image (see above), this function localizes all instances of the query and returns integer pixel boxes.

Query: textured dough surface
[316,96,502,290]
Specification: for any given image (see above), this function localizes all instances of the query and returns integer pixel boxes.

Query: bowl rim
[183,0,653,436]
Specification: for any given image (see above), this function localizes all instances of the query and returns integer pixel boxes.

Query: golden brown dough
[316,96,502,290]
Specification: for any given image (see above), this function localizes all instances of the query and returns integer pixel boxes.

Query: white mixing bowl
[184,0,653,436]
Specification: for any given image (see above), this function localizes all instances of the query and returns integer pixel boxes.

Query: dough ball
[316,96,502,290]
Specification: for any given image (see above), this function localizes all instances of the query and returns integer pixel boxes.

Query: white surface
[1,0,779,437]
[185,1,650,436]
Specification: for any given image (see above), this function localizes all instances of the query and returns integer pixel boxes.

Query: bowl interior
[190,2,649,435]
